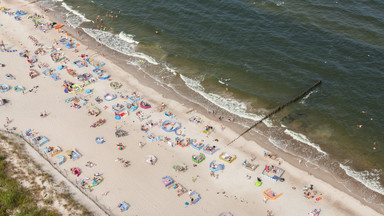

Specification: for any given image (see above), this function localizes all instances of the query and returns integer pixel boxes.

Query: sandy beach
[0,0,382,215]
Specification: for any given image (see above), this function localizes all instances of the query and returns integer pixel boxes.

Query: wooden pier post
[227,80,322,146]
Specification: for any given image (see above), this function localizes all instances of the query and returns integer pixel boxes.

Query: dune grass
[0,155,60,216]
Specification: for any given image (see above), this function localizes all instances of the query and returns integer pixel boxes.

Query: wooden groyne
[227,80,322,146]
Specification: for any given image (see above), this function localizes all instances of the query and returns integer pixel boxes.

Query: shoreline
[51,3,384,213]
[50,3,384,206]
[1,0,383,215]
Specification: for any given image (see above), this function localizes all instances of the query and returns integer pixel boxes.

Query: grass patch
[0,155,60,216]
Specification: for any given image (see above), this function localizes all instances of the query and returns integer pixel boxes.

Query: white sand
[0,0,381,215]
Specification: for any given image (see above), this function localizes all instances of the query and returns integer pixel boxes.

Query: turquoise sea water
[40,0,383,204]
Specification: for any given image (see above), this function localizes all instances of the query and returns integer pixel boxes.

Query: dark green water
[41,0,384,202]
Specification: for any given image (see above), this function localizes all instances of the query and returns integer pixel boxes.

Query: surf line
[227,80,322,146]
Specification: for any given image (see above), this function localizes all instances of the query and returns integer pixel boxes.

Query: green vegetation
[0,156,60,216]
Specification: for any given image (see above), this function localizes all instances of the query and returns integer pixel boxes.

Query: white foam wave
[62,2,91,28]
[82,28,158,65]
[299,89,318,104]
[340,164,384,195]
[118,32,138,44]
[164,64,177,75]
[180,75,263,121]
[263,119,274,127]
[284,129,327,155]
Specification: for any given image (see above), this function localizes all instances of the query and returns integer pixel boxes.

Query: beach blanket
[147,133,162,141]
[110,81,122,89]
[262,165,285,182]
[192,153,205,163]
[164,110,175,118]
[67,68,77,77]
[77,73,93,82]
[81,176,103,189]
[172,163,187,173]
[104,93,117,101]
[136,111,150,120]
[203,144,220,155]
[242,160,259,171]
[219,152,237,163]
[95,137,105,144]
[48,146,62,157]
[32,135,49,146]
[129,94,142,103]
[127,103,138,112]
[98,72,110,80]
[209,160,224,172]
[263,188,282,200]
[5,74,15,80]
[120,92,130,100]
[25,128,36,138]
[176,137,189,147]
[190,192,201,204]
[29,69,39,79]
[42,68,56,77]
[90,119,106,128]
[83,77,97,86]
[87,58,104,68]
[115,129,128,137]
[66,149,82,160]
[118,202,130,212]
[162,176,174,187]
[66,84,83,94]
[140,101,151,109]
[74,60,87,68]
[190,139,204,150]
[14,85,25,92]
[88,106,101,116]
[161,120,181,133]
[56,155,66,165]
[189,115,202,124]
[112,103,125,113]
[0,84,10,93]
[65,96,87,105]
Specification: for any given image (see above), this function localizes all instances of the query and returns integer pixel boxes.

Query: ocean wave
[284,129,328,155]
[340,164,384,195]
[118,32,138,44]
[61,2,90,28]
[299,89,318,104]
[180,75,264,121]
[82,28,158,65]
